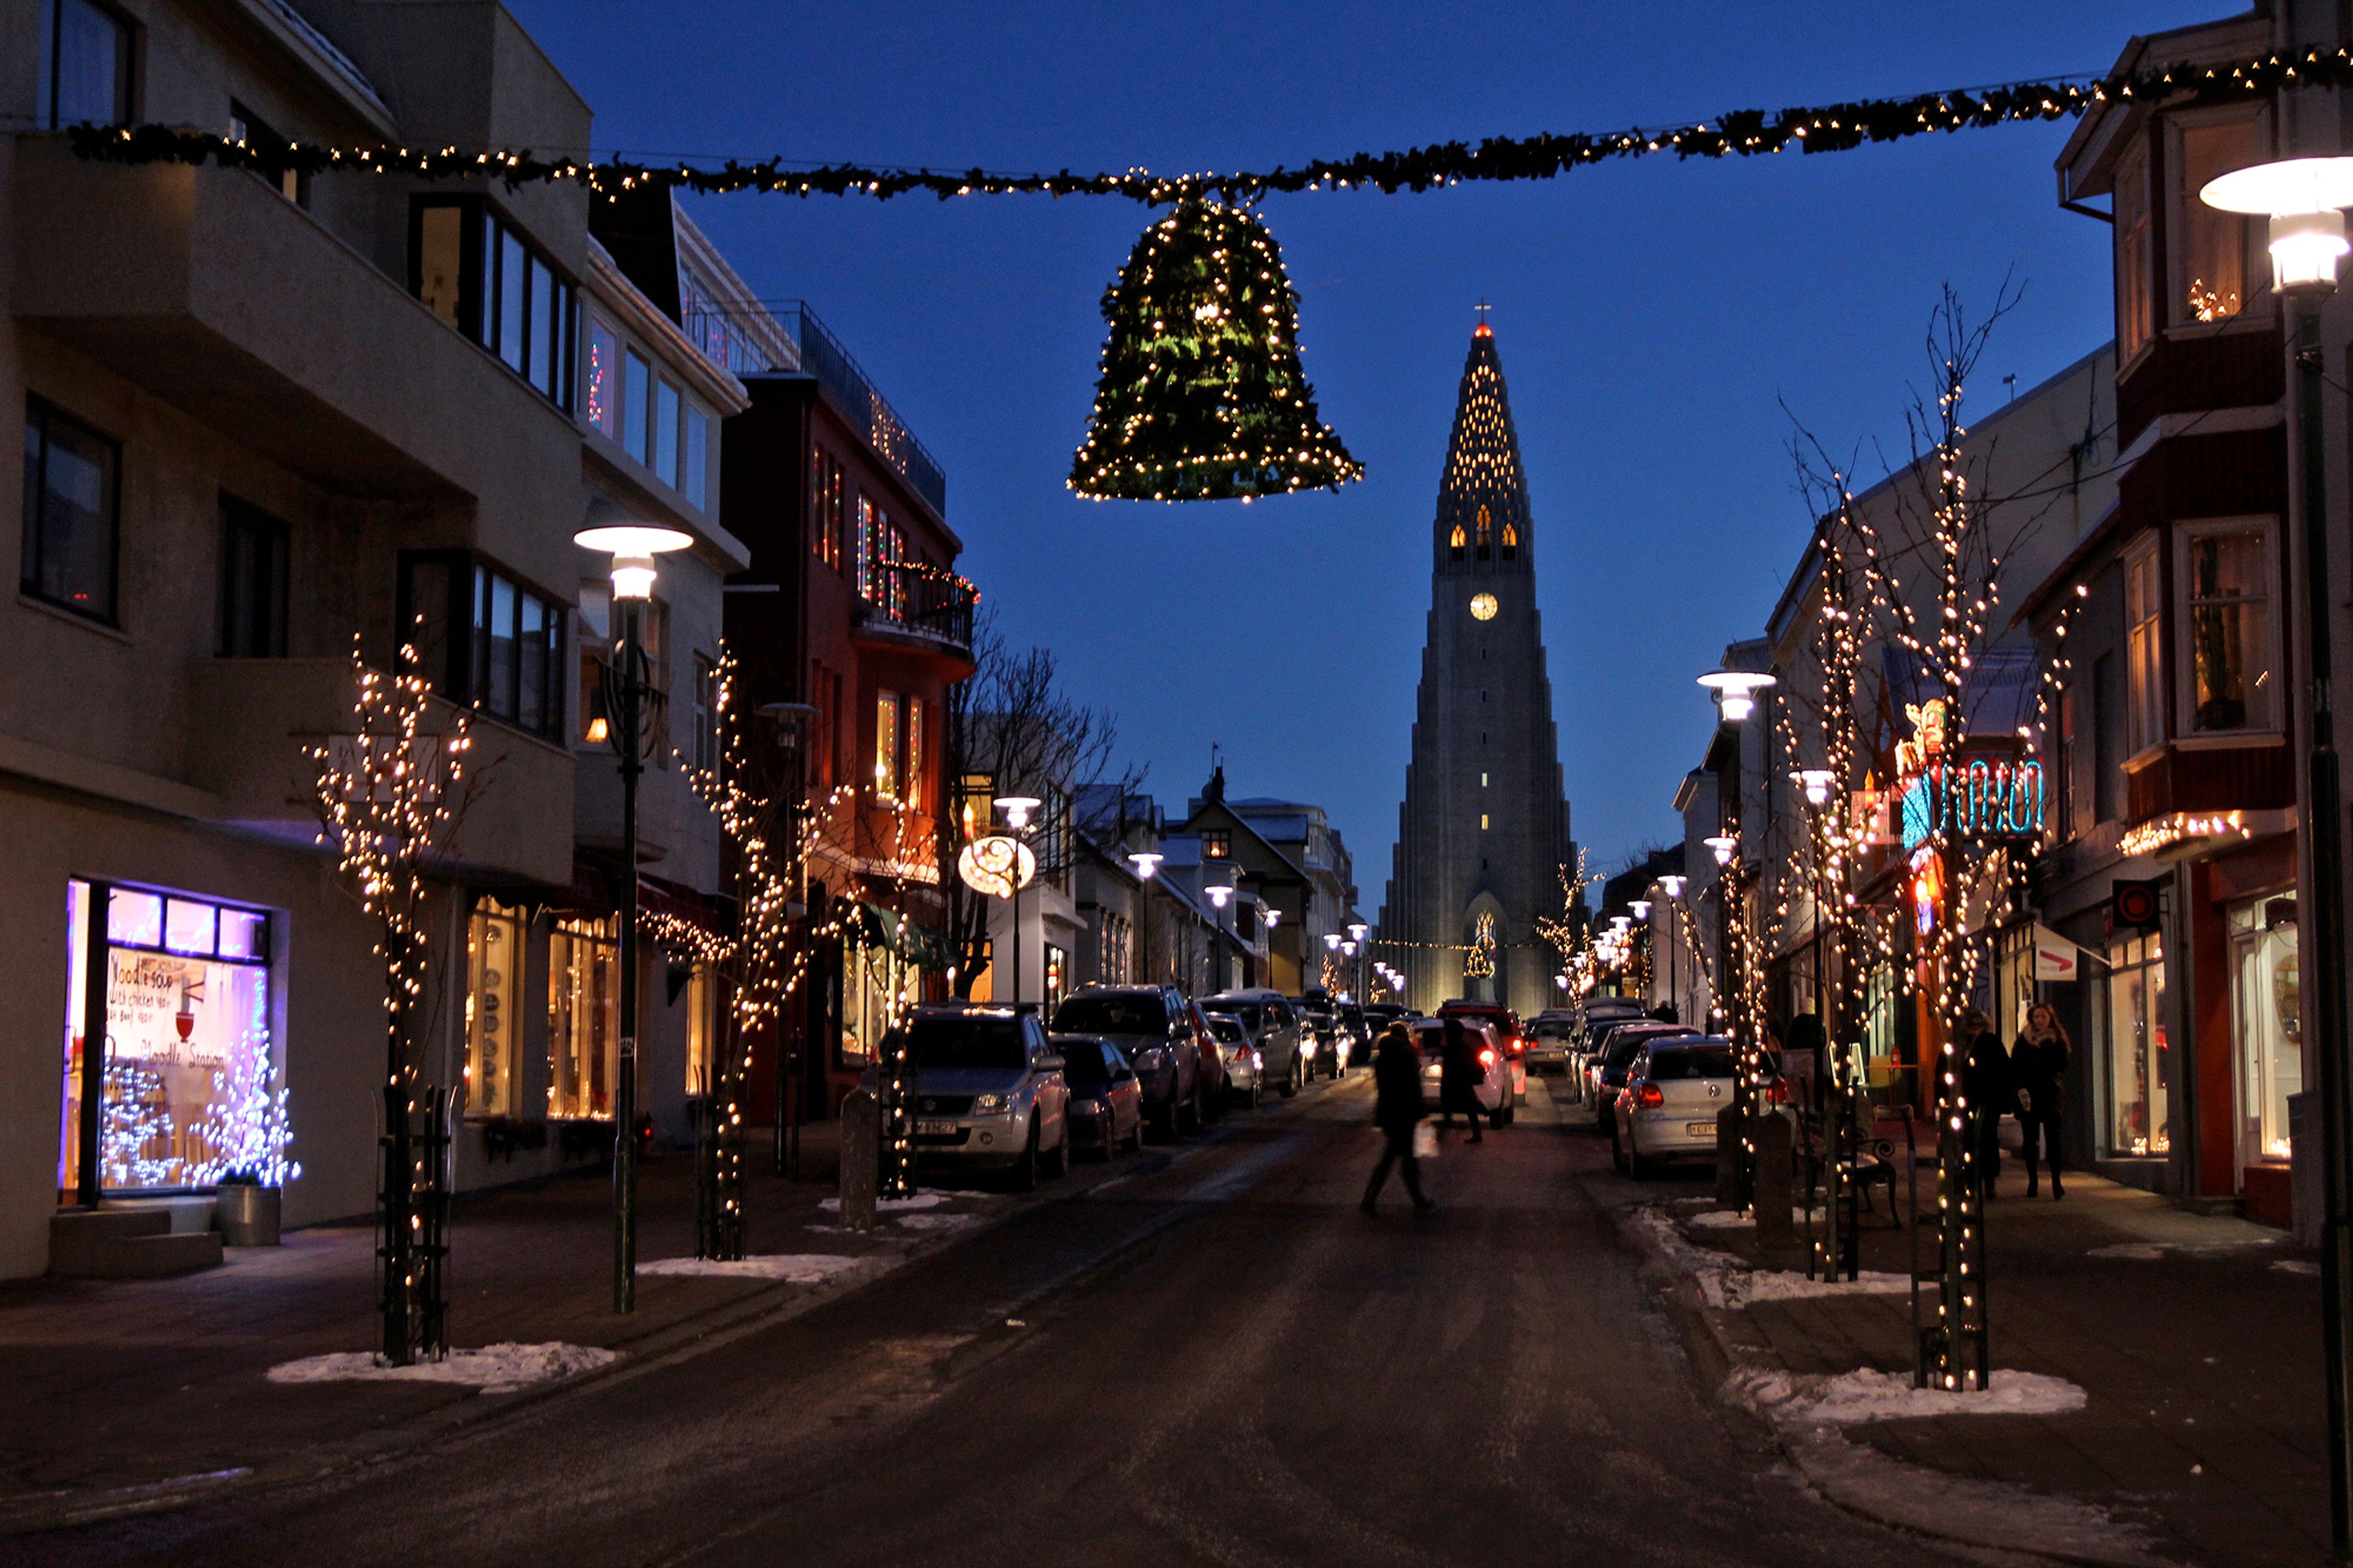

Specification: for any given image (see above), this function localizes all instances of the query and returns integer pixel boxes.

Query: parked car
[904,1004,1070,1189]
[1185,1000,1227,1118]
[1203,989,1307,1095]
[1611,1037,1738,1178]
[1437,999,1526,1103]
[1204,1011,1262,1108]
[1050,985,1207,1135]
[1590,1021,1700,1134]
[1526,1010,1580,1074]
[1409,1017,1510,1128]
[1053,1034,1145,1159]
[1335,1003,1370,1073]
[1571,1006,1652,1096]
[1300,1006,1341,1080]
[1360,1002,1405,1036]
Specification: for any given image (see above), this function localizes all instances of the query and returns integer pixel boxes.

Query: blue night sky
[506,0,2221,906]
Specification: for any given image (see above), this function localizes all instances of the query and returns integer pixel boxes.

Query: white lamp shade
[1128,851,1163,879]
[2197,156,2353,217]
[1629,900,1651,921]
[1698,670,1777,723]
[575,525,694,556]
[1324,933,1342,950]
[1704,835,1738,866]
[1659,876,1685,898]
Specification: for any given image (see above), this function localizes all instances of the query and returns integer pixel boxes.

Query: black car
[1590,1022,1699,1132]
[1050,985,1207,1135]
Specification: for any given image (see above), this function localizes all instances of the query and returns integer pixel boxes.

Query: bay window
[2172,116,2259,327]
[2115,146,2151,361]
[399,552,567,741]
[2178,520,2277,734]
[875,691,902,800]
[409,197,575,408]
[2125,543,2163,754]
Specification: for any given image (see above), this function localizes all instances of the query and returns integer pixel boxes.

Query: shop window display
[465,899,525,1117]
[58,881,288,1193]
[548,914,620,1118]
[2229,900,2300,1168]
[2102,933,2169,1156]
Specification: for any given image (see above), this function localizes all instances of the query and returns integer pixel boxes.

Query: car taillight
[1479,1048,1495,1067]
[1635,1083,1664,1108]
[1765,1078,1790,1106]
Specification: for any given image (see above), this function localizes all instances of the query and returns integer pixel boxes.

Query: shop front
[56,880,291,1203]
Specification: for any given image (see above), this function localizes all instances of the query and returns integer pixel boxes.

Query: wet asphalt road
[25,1074,1993,1568]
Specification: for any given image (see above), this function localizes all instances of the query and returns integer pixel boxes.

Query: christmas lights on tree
[102,1062,174,1188]
[1070,199,1360,502]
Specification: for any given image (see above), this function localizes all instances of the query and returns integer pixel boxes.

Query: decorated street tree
[309,632,482,1365]
[1070,197,1362,502]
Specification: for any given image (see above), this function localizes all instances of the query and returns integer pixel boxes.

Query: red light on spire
[1473,298,1493,338]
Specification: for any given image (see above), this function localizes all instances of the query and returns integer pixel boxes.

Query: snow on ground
[1730,1365,2088,1426]
[2276,1259,2322,1276]
[2089,1243,2168,1260]
[268,1342,620,1395]
[818,1192,949,1214]
[1687,1207,1822,1230]
[638,1253,869,1282]
[894,1213,980,1232]
[1627,1206,1908,1310]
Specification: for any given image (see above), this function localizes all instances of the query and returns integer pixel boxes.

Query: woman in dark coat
[2014,1003,2071,1199]
[1439,1015,1485,1143]
[1362,1023,1433,1213]
[1959,1009,2010,1199]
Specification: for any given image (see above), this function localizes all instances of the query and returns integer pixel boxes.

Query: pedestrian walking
[2015,1003,2071,1199]
[1438,1015,1484,1143]
[1959,1008,2010,1199]
[1362,1023,1433,1214]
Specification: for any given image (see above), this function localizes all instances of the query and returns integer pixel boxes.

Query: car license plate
[1686,1121,1716,1138]
[916,1120,958,1137]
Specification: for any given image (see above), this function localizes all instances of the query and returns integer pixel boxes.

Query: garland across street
[65,45,2353,202]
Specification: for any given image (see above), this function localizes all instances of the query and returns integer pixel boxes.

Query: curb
[1613,1202,2172,1568]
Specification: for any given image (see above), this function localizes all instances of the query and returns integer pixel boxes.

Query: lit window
[2125,545,2163,754]
[2180,524,2274,733]
[1203,830,1230,858]
[904,695,925,813]
[548,915,620,1119]
[466,899,524,1118]
[2116,148,2152,360]
[585,317,619,437]
[2175,118,2257,326]
[875,690,901,799]
[684,960,718,1094]
[411,200,575,409]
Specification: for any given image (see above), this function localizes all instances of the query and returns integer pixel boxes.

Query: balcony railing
[769,303,948,520]
[854,562,976,656]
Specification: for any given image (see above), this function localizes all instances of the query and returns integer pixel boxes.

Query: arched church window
[1501,521,1518,559]
[1449,524,1465,559]
[1476,504,1491,561]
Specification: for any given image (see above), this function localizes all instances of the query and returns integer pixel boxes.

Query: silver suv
[904,1005,1070,1189]
[1050,985,1207,1134]
[1203,988,1306,1096]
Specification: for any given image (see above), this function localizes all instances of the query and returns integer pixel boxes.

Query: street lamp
[1659,874,1686,898]
[573,521,694,1316]
[1704,835,1738,867]
[1128,850,1163,880]
[1697,668,1778,724]
[2202,153,2353,1555]
[1203,865,1237,991]
[994,795,1044,1010]
[1794,768,1837,808]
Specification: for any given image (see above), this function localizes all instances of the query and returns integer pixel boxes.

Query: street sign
[2112,877,2164,933]
[956,835,1035,899]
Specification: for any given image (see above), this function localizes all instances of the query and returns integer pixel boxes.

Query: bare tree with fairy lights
[308,632,485,1366]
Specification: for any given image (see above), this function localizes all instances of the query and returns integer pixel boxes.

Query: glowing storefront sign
[1898,757,2045,849]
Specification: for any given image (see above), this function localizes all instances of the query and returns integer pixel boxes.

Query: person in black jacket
[1959,1009,2010,1200]
[1362,1023,1433,1214]
[2014,1004,2071,1199]
[1439,1015,1485,1144]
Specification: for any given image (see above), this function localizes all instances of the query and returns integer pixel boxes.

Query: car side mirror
[1037,1055,1065,1073]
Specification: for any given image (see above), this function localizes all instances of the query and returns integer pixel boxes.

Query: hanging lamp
[1069,196,1362,502]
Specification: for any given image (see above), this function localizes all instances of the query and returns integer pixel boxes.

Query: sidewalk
[0,1126,1009,1533]
[1629,1161,2328,1567]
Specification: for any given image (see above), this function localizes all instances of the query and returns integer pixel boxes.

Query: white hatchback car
[1203,1011,1263,1108]
[1408,1018,1511,1128]
[1611,1037,1737,1178]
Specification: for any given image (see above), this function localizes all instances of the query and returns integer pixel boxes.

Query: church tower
[1376,316,1574,1019]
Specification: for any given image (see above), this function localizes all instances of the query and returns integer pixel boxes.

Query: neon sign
[1898,757,2045,849]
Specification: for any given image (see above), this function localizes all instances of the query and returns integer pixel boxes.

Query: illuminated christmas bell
[1070,197,1362,502]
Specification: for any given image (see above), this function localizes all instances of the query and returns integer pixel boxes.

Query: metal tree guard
[377,1084,450,1366]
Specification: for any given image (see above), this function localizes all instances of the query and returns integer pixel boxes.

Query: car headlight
[968,1093,1010,1116]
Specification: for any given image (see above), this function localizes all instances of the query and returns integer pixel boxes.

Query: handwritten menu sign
[106,951,230,1069]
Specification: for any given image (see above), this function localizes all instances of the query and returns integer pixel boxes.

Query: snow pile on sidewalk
[1688,1206,1822,1230]
[1625,1206,1908,1310]
[268,1342,619,1395]
[893,1213,979,1232]
[819,1191,948,1214]
[638,1253,869,1283]
[1729,1365,2088,1426]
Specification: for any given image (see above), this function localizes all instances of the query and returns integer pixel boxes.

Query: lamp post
[1659,874,1687,1023]
[1348,920,1369,1010]
[1700,667,1773,1211]
[994,795,1042,1010]
[574,521,694,1315]
[2202,154,2353,1556]
[1204,865,1236,991]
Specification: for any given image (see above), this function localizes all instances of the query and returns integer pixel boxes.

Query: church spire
[1435,316,1530,573]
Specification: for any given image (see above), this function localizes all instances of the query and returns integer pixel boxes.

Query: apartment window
[2092,651,2121,824]
[227,102,305,205]
[399,553,566,741]
[22,398,119,623]
[621,352,651,464]
[2125,543,2163,754]
[218,498,289,657]
[874,691,902,800]
[813,451,846,570]
[465,898,525,1118]
[684,406,709,509]
[654,379,681,487]
[2116,146,2153,361]
[692,654,718,775]
[2179,521,2276,733]
[37,0,130,129]
[408,199,575,408]
[2174,117,2259,326]
[585,317,620,437]
[855,496,881,601]
[1203,830,1230,859]
[904,695,925,813]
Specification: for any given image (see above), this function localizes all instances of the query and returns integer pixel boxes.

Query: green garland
[1070,200,1360,502]
[65,45,2353,203]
